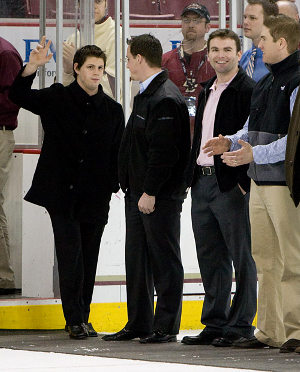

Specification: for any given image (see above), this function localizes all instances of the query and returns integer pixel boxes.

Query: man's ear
[74,62,79,74]
[237,50,242,62]
[136,54,143,64]
[278,37,287,51]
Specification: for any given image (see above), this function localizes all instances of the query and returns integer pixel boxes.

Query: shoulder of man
[162,48,178,66]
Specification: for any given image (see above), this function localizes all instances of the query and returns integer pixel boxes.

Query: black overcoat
[9,67,125,223]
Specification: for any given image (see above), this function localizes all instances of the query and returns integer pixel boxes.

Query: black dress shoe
[280,339,300,353]
[233,336,269,348]
[85,322,98,337]
[212,333,246,347]
[102,327,143,341]
[181,330,222,345]
[139,330,177,344]
[66,324,88,340]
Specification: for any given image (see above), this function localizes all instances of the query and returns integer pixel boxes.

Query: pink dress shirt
[197,74,237,166]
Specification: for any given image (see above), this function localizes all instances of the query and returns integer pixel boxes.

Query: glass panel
[0,1,244,146]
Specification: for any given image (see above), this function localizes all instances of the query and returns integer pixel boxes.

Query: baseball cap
[181,3,211,22]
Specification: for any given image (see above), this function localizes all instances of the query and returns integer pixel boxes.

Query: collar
[210,72,237,91]
[68,80,104,109]
[138,70,169,96]
[95,15,109,25]
[179,42,207,59]
[202,66,248,92]
[139,71,162,94]
[268,50,300,77]
[94,16,113,33]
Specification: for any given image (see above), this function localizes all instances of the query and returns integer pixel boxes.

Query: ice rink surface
[0,348,264,372]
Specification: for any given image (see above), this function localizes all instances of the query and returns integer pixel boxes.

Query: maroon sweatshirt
[0,37,23,129]
[162,45,215,106]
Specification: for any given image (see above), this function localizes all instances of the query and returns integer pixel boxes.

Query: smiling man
[183,29,257,347]
[203,15,300,352]
[9,38,124,340]
[240,0,278,82]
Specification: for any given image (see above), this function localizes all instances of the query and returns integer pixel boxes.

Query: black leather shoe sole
[69,332,87,340]
[139,334,177,344]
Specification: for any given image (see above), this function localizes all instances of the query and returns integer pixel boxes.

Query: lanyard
[178,47,207,92]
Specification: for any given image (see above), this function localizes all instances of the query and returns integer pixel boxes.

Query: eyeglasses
[182,17,207,25]
[120,57,129,63]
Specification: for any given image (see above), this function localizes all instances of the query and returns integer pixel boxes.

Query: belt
[199,166,215,176]
[0,126,13,131]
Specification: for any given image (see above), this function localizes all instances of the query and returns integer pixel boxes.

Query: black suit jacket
[118,70,191,199]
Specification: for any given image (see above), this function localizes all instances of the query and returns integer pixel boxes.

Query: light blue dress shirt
[139,71,163,94]
[227,87,299,164]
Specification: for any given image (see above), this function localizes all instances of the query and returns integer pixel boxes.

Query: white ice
[0,348,265,372]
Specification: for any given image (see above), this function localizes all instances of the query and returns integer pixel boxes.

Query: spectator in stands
[240,0,278,82]
[102,34,190,344]
[204,15,300,352]
[182,29,257,348]
[0,0,25,18]
[0,37,23,295]
[9,37,124,340]
[162,3,215,136]
[276,0,299,20]
[63,0,121,99]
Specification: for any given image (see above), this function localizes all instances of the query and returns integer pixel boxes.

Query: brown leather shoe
[233,336,270,348]
[280,339,300,353]
[294,346,300,353]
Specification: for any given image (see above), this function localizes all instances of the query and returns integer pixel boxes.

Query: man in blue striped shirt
[240,0,278,82]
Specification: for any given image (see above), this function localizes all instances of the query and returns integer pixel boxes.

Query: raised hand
[63,42,75,74]
[22,36,53,77]
[202,134,231,157]
[221,140,253,167]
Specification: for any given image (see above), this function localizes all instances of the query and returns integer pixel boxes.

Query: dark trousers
[125,194,184,335]
[191,175,257,338]
[48,213,105,325]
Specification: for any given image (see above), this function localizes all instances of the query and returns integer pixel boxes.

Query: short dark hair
[207,29,241,52]
[247,0,279,18]
[127,34,162,68]
[73,45,107,78]
[264,14,300,54]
